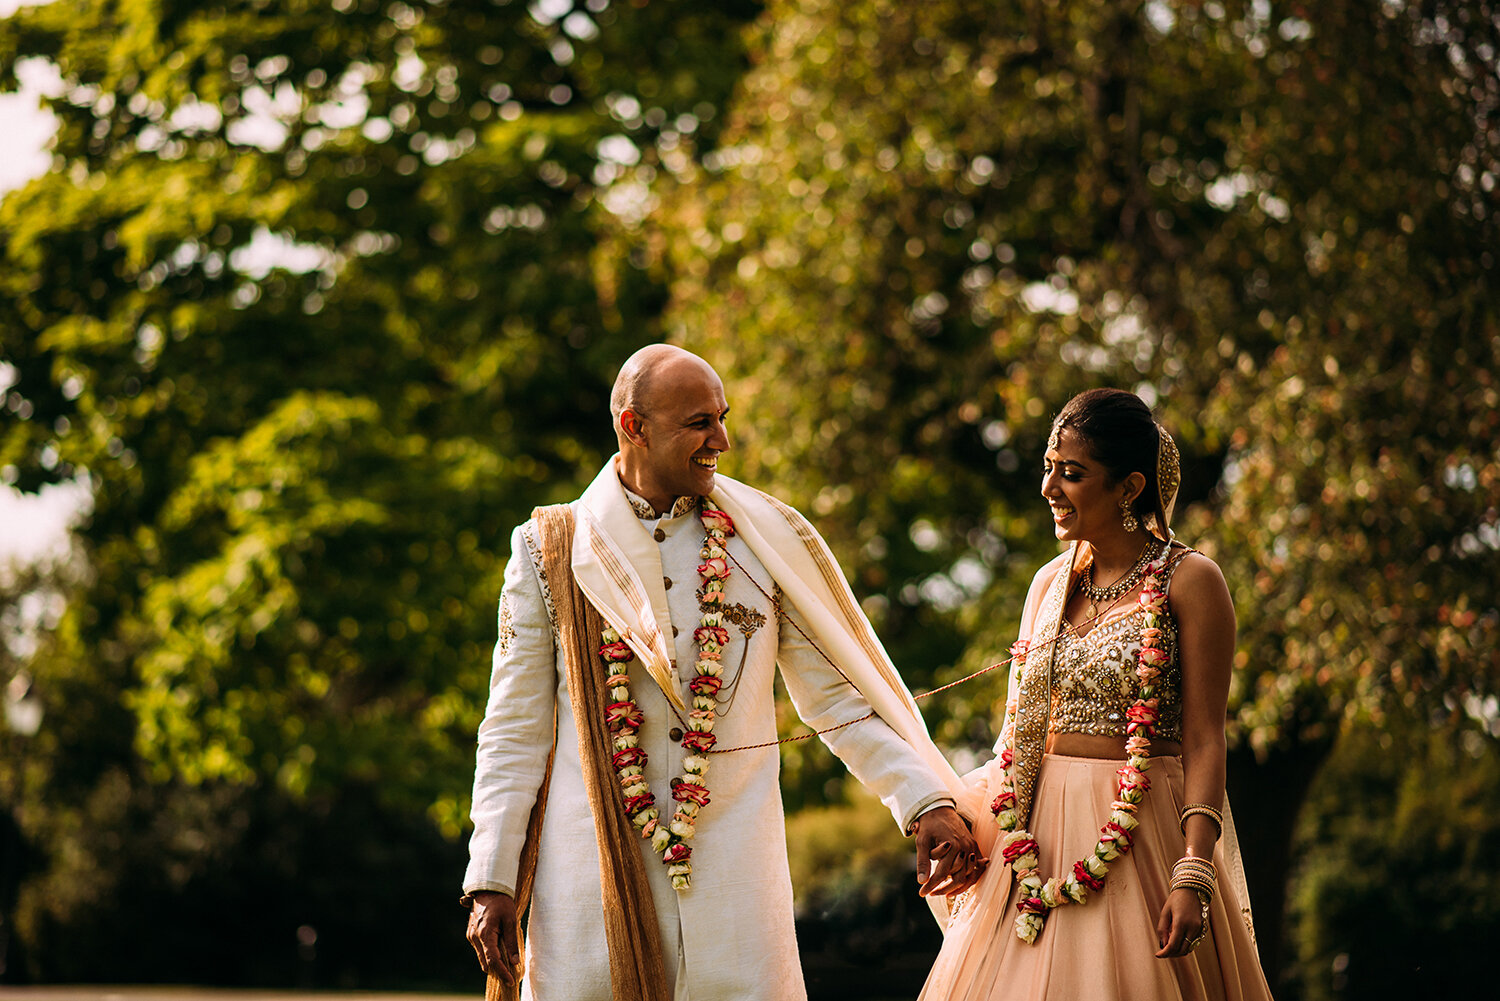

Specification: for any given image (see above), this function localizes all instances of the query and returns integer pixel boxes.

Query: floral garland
[989,547,1172,943]
[597,501,737,891]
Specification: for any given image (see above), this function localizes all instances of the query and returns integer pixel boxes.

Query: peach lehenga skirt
[920,754,1274,1001]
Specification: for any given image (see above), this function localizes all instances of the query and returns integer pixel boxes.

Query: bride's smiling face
[1041,428,1132,543]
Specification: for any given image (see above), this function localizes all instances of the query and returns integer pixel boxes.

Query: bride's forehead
[1046,427,1094,460]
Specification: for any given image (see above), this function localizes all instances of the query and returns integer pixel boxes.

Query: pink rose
[1139,646,1168,667]
[699,508,736,536]
[699,589,723,606]
[696,557,729,579]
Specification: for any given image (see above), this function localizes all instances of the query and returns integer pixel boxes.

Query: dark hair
[1051,388,1171,541]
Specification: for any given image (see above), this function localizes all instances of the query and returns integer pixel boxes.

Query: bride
[920,389,1274,1001]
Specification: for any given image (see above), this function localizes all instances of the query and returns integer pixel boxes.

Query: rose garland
[989,547,1173,943]
[597,502,737,891]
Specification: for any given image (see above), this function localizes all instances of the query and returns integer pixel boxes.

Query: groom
[463,345,983,1000]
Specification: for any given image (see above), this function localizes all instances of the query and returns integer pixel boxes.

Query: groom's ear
[619,409,650,447]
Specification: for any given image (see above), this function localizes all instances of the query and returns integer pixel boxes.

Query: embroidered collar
[621,484,699,521]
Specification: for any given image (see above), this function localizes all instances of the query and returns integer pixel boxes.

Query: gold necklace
[1080,540,1164,619]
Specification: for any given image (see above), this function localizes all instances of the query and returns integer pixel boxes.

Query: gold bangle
[1179,803,1224,836]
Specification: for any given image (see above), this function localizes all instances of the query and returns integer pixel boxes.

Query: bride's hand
[914,806,987,896]
[1154,888,1205,959]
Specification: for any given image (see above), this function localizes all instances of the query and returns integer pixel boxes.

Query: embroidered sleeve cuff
[460,881,516,907]
[902,794,956,836]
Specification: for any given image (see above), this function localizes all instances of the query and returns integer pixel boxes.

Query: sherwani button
[654,527,666,542]
[670,775,683,787]
[669,727,684,742]
[663,576,673,590]
[672,625,679,637]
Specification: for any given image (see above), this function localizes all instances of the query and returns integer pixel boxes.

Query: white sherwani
[464,472,955,1001]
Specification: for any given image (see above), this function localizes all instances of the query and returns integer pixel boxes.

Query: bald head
[611,344,730,510]
[610,344,719,438]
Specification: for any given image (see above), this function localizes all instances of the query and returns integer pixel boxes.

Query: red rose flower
[599,640,634,662]
[680,730,718,753]
[605,700,644,731]
[1017,897,1047,915]
[662,843,693,864]
[694,625,731,646]
[623,793,656,815]
[990,791,1017,814]
[611,747,647,769]
[689,675,724,696]
[1100,821,1135,853]
[673,781,711,806]
[1001,837,1040,865]
[1073,861,1105,892]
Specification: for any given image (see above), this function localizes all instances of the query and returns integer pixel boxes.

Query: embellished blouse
[1048,552,1187,742]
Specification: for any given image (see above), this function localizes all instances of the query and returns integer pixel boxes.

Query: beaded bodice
[1049,556,1186,742]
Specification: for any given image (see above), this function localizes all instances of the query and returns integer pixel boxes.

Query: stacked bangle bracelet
[1170,855,1217,898]
[1171,855,1216,951]
[1179,802,1224,836]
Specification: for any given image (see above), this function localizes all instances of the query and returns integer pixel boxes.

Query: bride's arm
[1155,551,1236,959]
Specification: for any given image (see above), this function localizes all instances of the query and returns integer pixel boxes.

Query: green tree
[0,0,756,983]
[665,0,1499,985]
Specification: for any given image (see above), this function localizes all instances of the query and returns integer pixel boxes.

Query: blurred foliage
[660,0,1499,980]
[0,0,758,984]
[665,0,1500,756]
[785,779,942,1000]
[0,0,1497,994]
[1286,715,1498,999]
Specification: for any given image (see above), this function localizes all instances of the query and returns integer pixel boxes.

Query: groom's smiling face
[625,355,731,507]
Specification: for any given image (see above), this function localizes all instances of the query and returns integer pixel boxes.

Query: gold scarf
[1011,543,1083,829]
[491,505,668,1001]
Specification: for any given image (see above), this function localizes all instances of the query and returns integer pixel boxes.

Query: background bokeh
[2,1,1497,999]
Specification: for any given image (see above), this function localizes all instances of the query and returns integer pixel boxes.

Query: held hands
[466,890,521,985]
[914,805,987,897]
[1155,887,1206,959]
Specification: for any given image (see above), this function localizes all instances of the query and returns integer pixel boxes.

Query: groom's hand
[914,806,986,897]
[466,890,521,985]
